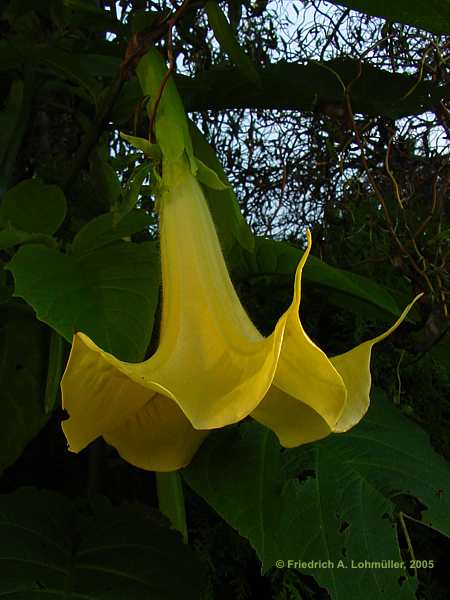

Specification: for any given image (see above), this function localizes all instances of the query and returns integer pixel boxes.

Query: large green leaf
[6,241,160,362]
[329,0,450,35]
[0,306,48,474]
[0,179,67,235]
[72,210,152,255]
[184,390,450,598]
[233,235,407,319]
[0,488,205,599]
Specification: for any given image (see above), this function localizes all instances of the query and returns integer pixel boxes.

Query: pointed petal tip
[369,290,424,347]
[330,292,424,434]
[306,228,312,248]
[290,230,313,311]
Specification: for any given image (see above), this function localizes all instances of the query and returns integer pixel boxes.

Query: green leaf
[129,8,168,34]
[0,41,23,71]
[185,389,450,596]
[0,80,23,168]
[305,255,404,317]
[328,0,450,35]
[120,132,162,160]
[428,333,450,370]
[0,488,206,599]
[44,329,66,414]
[72,210,152,255]
[81,53,121,79]
[205,0,260,85]
[245,236,408,319]
[0,227,56,251]
[194,157,228,190]
[156,471,188,545]
[62,0,124,34]
[90,147,123,208]
[41,47,102,102]
[5,0,62,21]
[120,162,152,217]
[185,424,295,571]
[6,241,160,362]
[110,78,142,124]
[0,179,67,235]
[0,307,48,475]
[0,75,34,198]
[0,268,13,304]
[189,121,254,256]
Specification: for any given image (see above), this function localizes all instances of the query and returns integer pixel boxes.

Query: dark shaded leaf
[0,268,13,304]
[89,148,123,208]
[0,179,67,235]
[0,488,205,599]
[62,0,125,35]
[0,227,56,250]
[0,76,33,198]
[328,0,450,35]
[0,307,48,474]
[41,47,102,102]
[0,80,23,168]
[120,162,153,218]
[233,235,409,319]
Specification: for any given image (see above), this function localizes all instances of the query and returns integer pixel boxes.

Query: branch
[171,58,449,119]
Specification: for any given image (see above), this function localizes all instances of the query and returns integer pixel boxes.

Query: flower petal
[103,394,209,472]
[251,231,347,445]
[61,332,170,452]
[331,294,422,432]
[251,385,333,447]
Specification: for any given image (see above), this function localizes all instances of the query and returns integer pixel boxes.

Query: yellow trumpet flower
[61,48,419,472]
[61,151,418,472]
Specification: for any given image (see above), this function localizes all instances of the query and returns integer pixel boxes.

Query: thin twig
[344,66,436,297]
